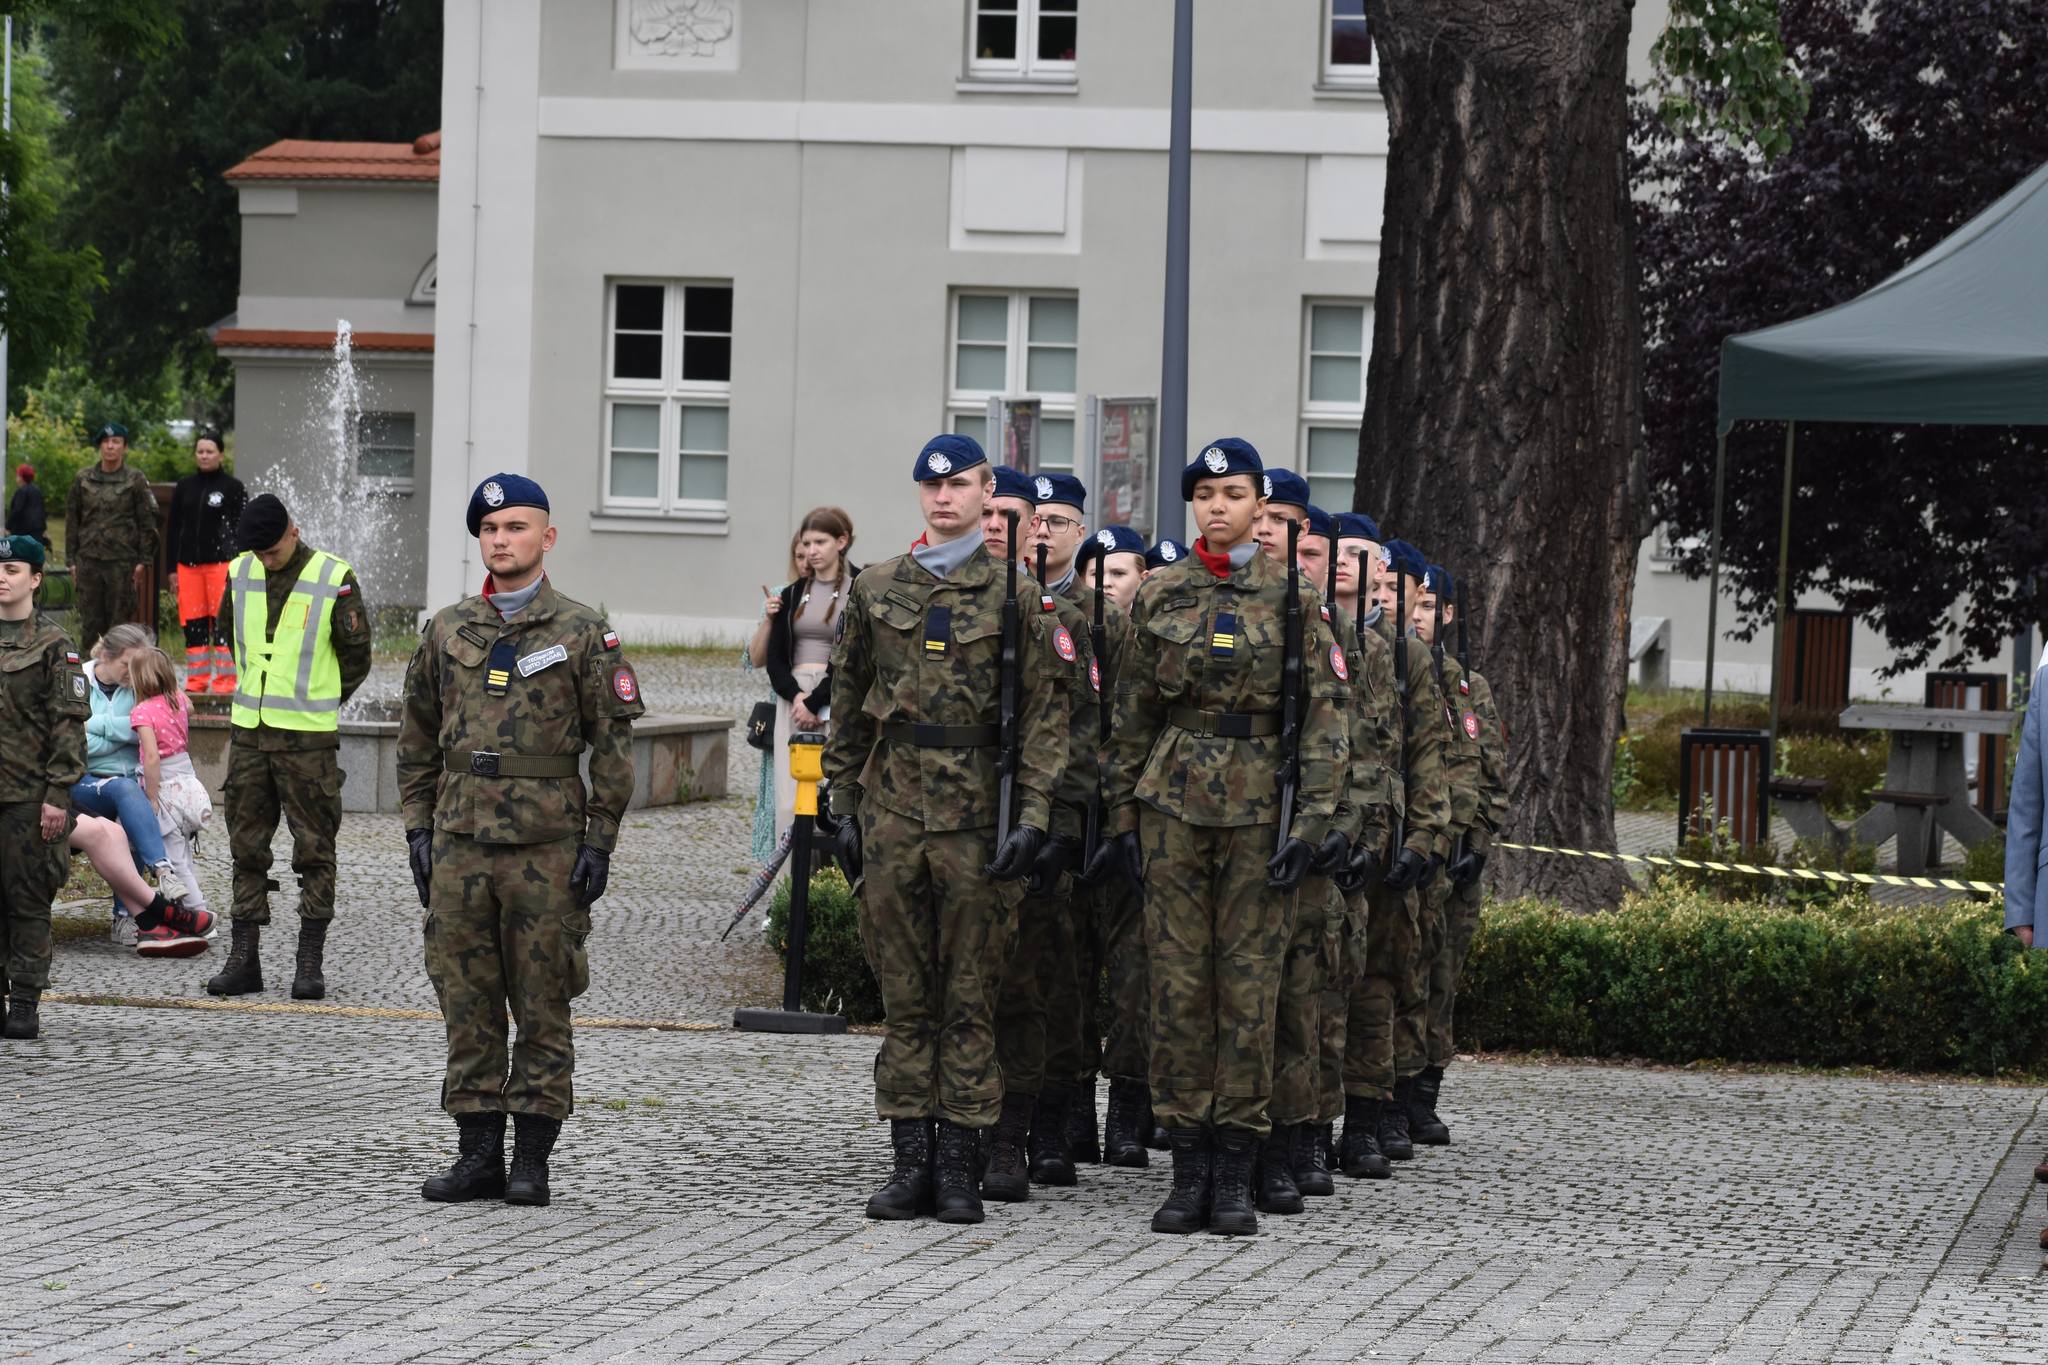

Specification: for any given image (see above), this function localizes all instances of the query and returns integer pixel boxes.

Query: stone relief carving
[619,0,739,69]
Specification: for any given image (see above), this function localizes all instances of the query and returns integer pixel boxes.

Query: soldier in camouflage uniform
[0,534,89,1040]
[205,495,372,1001]
[67,422,159,656]
[1098,437,1350,1237]
[1411,562,1508,1143]
[825,435,1068,1225]
[400,474,642,1208]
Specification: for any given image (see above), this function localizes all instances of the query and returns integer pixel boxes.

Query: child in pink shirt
[129,648,213,915]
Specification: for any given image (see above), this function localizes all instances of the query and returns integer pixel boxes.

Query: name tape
[1494,841,2002,896]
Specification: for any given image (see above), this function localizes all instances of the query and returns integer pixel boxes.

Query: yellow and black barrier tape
[1495,841,2002,896]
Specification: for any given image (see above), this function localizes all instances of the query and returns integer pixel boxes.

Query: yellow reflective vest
[229,549,352,731]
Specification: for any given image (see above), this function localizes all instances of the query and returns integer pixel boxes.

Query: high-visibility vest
[229,549,351,731]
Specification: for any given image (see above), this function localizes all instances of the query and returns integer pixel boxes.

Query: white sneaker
[152,863,189,904]
[110,911,138,947]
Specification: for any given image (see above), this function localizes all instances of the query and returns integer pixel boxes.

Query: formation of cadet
[67,421,159,657]
[831,432,1508,1234]
[399,474,643,1207]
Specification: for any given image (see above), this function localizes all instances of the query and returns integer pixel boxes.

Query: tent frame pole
[1767,422,1796,774]
[1703,430,1728,725]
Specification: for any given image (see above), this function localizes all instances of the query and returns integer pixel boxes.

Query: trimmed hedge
[764,864,885,1024]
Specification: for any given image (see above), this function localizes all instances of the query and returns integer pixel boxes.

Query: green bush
[1959,833,2006,892]
[1621,700,1884,816]
[765,864,884,1024]
[1664,830,1876,907]
[1461,883,2048,1075]
[1777,730,1887,816]
[9,383,224,523]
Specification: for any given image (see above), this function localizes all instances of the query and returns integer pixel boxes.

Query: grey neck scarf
[492,576,544,620]
[911,527,985,581]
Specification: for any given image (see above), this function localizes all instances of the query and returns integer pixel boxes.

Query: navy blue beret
[1030,470,1087,511]
[1181,437,1263,501]
[1334,511,1381,542]
[1424,563,1455,600]
[1303,505,1334,541]
[1262,468,1311,510]
[1077,524,1147,570]
[467,473,550,537]
[1382,538,1429,585]
[1145,538,1190,569]
[991,464,1035,503]
[915,433,988,482]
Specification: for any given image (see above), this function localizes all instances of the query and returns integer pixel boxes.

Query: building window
[948,290,1078,471]
[604,279,733,517]
[1321,0,1377,87]
[356,411,416,491]
[1300,300,1371,509]
[967,0,1078,83]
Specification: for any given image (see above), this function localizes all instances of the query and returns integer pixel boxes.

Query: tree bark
[1360,0,1643,907]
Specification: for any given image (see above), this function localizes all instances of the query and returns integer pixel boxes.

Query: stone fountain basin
[184,703,730,813]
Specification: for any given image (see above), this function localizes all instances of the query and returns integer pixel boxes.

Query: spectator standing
[127,645,214,935]
[67,422,159,656]
[165,426,246,695]
[762,507,856,842]
[6,465,49,549]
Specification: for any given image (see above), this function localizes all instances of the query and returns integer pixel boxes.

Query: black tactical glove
[568,844,611,905]
[1337,841,1384,894]
[1026,833,1082,898]
[833,811,864,885]
[986,824,1047,882]
[1449,849,1487,887]
[1308,829,1351,878]
[406,828,433,908]
[1081,830,1144,894]
[1382,846,1432,892]
[1265,837,1315,892]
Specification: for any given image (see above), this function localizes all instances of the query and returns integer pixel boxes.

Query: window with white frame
[1320,0,1376,87]
[355,411,416,491]
[1300,300,1371,510]
[966,0,1077,82]
[948,290,1078,471]
[603,280,733,516]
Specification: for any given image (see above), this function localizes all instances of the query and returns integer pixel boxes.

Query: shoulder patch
[338,583,354,597]
[72,674,88,699]
[1329,644,1349,681]
[612,665,639,703]
[601,629,620,650]
[1463,711,1480,740]
[1089,656,1101,692]
[1319,605,1330,622]
[65,651,79,664]
[1053,626,1077,663]
[1458,677,1470,696]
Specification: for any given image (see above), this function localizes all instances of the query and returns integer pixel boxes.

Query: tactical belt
[882,722,1000,748]
[445,750,581,778]
[1168,706,1281,739]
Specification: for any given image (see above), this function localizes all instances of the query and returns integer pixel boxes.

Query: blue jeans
[71,775,168,868]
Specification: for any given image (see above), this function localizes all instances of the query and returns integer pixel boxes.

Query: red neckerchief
[910,532,929,551]
[1191,537,1236,579]
[480,572,545,611]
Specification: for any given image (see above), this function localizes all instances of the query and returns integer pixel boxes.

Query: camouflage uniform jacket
[396,579,644,852]
[1108,549,1349,843]
[67,463,158,565]
[1465,667,1509,853]
[1370,609,1452,860]
[216,541,375,752]
[0,614,89,806]
[1050,575,1129,841]
[1326,604,1398,856]
[1431,652,1486,842]
[825,545,1068,835]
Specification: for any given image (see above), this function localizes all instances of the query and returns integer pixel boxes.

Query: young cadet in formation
[825,435,1068,1226]
[0,534,89,1041]
[398,475,644,1207]
[1410,562,1509,1141]
[1145,538,1189,572]
[1099,437,1350,1237]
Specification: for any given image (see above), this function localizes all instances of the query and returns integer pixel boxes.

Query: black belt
[445,750,581,777]
[1168,706,1281,739]
[882,722,1000,748]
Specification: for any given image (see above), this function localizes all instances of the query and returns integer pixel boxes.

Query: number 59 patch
[612,665,639,703]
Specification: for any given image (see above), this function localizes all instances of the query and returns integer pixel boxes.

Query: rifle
[996,510,1021,845]
[1433,579,1465,870]
[1276,517,1304,856]
[1393,567,1409,860]
[1085,549,1109,870]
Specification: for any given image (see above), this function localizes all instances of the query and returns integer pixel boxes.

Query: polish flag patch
[601,630,620,650]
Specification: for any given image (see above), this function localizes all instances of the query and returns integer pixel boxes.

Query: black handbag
[746,700,777,752]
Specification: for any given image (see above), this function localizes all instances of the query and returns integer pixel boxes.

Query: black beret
[236,494,291,552]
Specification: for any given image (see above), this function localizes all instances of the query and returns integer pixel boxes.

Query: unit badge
[1053,626,1077,662]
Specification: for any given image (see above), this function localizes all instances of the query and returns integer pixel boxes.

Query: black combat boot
[1339,1094,1391,1179]
[291,919,329,1001]
[1255,1125,1304,1215]
[1409,1065,1450,1145]
[1102,1079,1149,1168]
[1380,1079,1416,1161]
[865,1119,935,1220]
[1292,1121,1336,1197]
[1208,1131,1260,1236]
[205,920,262,996]
[505,1113,562,1206]
[1028,1085,1076,1186]
[2,991,39,1041]
[1150,1128,1212,1234]
[421,1113,507,1202]
[933,1120,984,1224]
[1066,1079,1102,1164]
[981,1093,1033,1203]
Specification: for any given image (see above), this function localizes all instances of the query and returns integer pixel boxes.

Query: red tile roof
[224,133,441,184]
[212,328,434,353]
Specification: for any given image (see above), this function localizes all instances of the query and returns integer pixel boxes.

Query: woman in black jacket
[165,426,246,695]
[6,464,48,547]
[758,506,856,840]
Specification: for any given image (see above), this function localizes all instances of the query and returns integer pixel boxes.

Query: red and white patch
[1089,657,1101,692]
[64,651,79,664]
[601,630,620,651]
[338,583,354,597]
[1329,644,1349,681]
[612,666,639,702]
[1041,594,1058,613]
[1463,711,1481,740]
[1053,626,1077,663]
[1319,605,1330,622]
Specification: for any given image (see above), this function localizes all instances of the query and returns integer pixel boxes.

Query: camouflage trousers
[1096,876,1149,1086]
[224,742,342,924]
[1272,877,1343,1125]
[1047,884,1097,1087]
[423,831,591,1120]
[1343,881,1420,1099]
[73,558,139,658]
[1426,875,1485,1068]
[857,807,1022,1127]
[0,802,70,996]
[1318,888,1366,1123]
[1396,880,1447,1079]
[1140,811,1294,1137]
[995,886,1063,1098]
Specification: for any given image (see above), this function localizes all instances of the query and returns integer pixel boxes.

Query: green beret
[0,533,45,569]
[91,422,130,444]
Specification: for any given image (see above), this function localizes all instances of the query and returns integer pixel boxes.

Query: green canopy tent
[1704,158,2048,749]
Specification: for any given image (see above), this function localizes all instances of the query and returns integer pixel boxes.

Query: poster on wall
[986,397,1041,473]
[1086,395,1156,540]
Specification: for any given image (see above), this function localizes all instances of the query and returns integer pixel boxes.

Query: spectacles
[1030,513,1082,534]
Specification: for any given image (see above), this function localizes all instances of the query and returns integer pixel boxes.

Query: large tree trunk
[1360,0,1644,907]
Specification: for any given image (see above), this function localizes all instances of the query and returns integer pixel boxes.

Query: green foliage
[1959,834,2006,893]
[1776,730,1887,817]
[1619,697,1884,816]
[0,37,102,402]
[1462,885,2048,1075]
[1663,829,1875,907]
[8,381,223,520]
[1649,0,1810,159]
[764,864,883,1024]
[1611,731,1641,808]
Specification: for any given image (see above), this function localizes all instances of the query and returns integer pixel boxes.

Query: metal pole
[1702,429,1727,724]
[781,812,812,1014]
[1766,422,1796,765]
[1,15,14,469]
[1155,0,1192,542]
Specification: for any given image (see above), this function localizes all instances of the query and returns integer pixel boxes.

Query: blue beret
[1029,470,1087,511]
[1333,511,1381,542]
[0,532,45,568]
[1262,468,1311,510]
[91,422,130,444]
[1181,436,1263,501]
[1423,564,1455,600]
[991,465,1035,503]
[915,433,987,482]
[1145,538,1190,569]
[1383,538,1429,585]
[1077,524,1147,570]
[1303,505,1334,541]
[467,473,550,537]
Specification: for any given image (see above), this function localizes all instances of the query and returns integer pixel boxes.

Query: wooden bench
[1867,789,1947,874]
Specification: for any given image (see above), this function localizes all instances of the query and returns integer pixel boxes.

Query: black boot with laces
[421,1113,507,1202]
